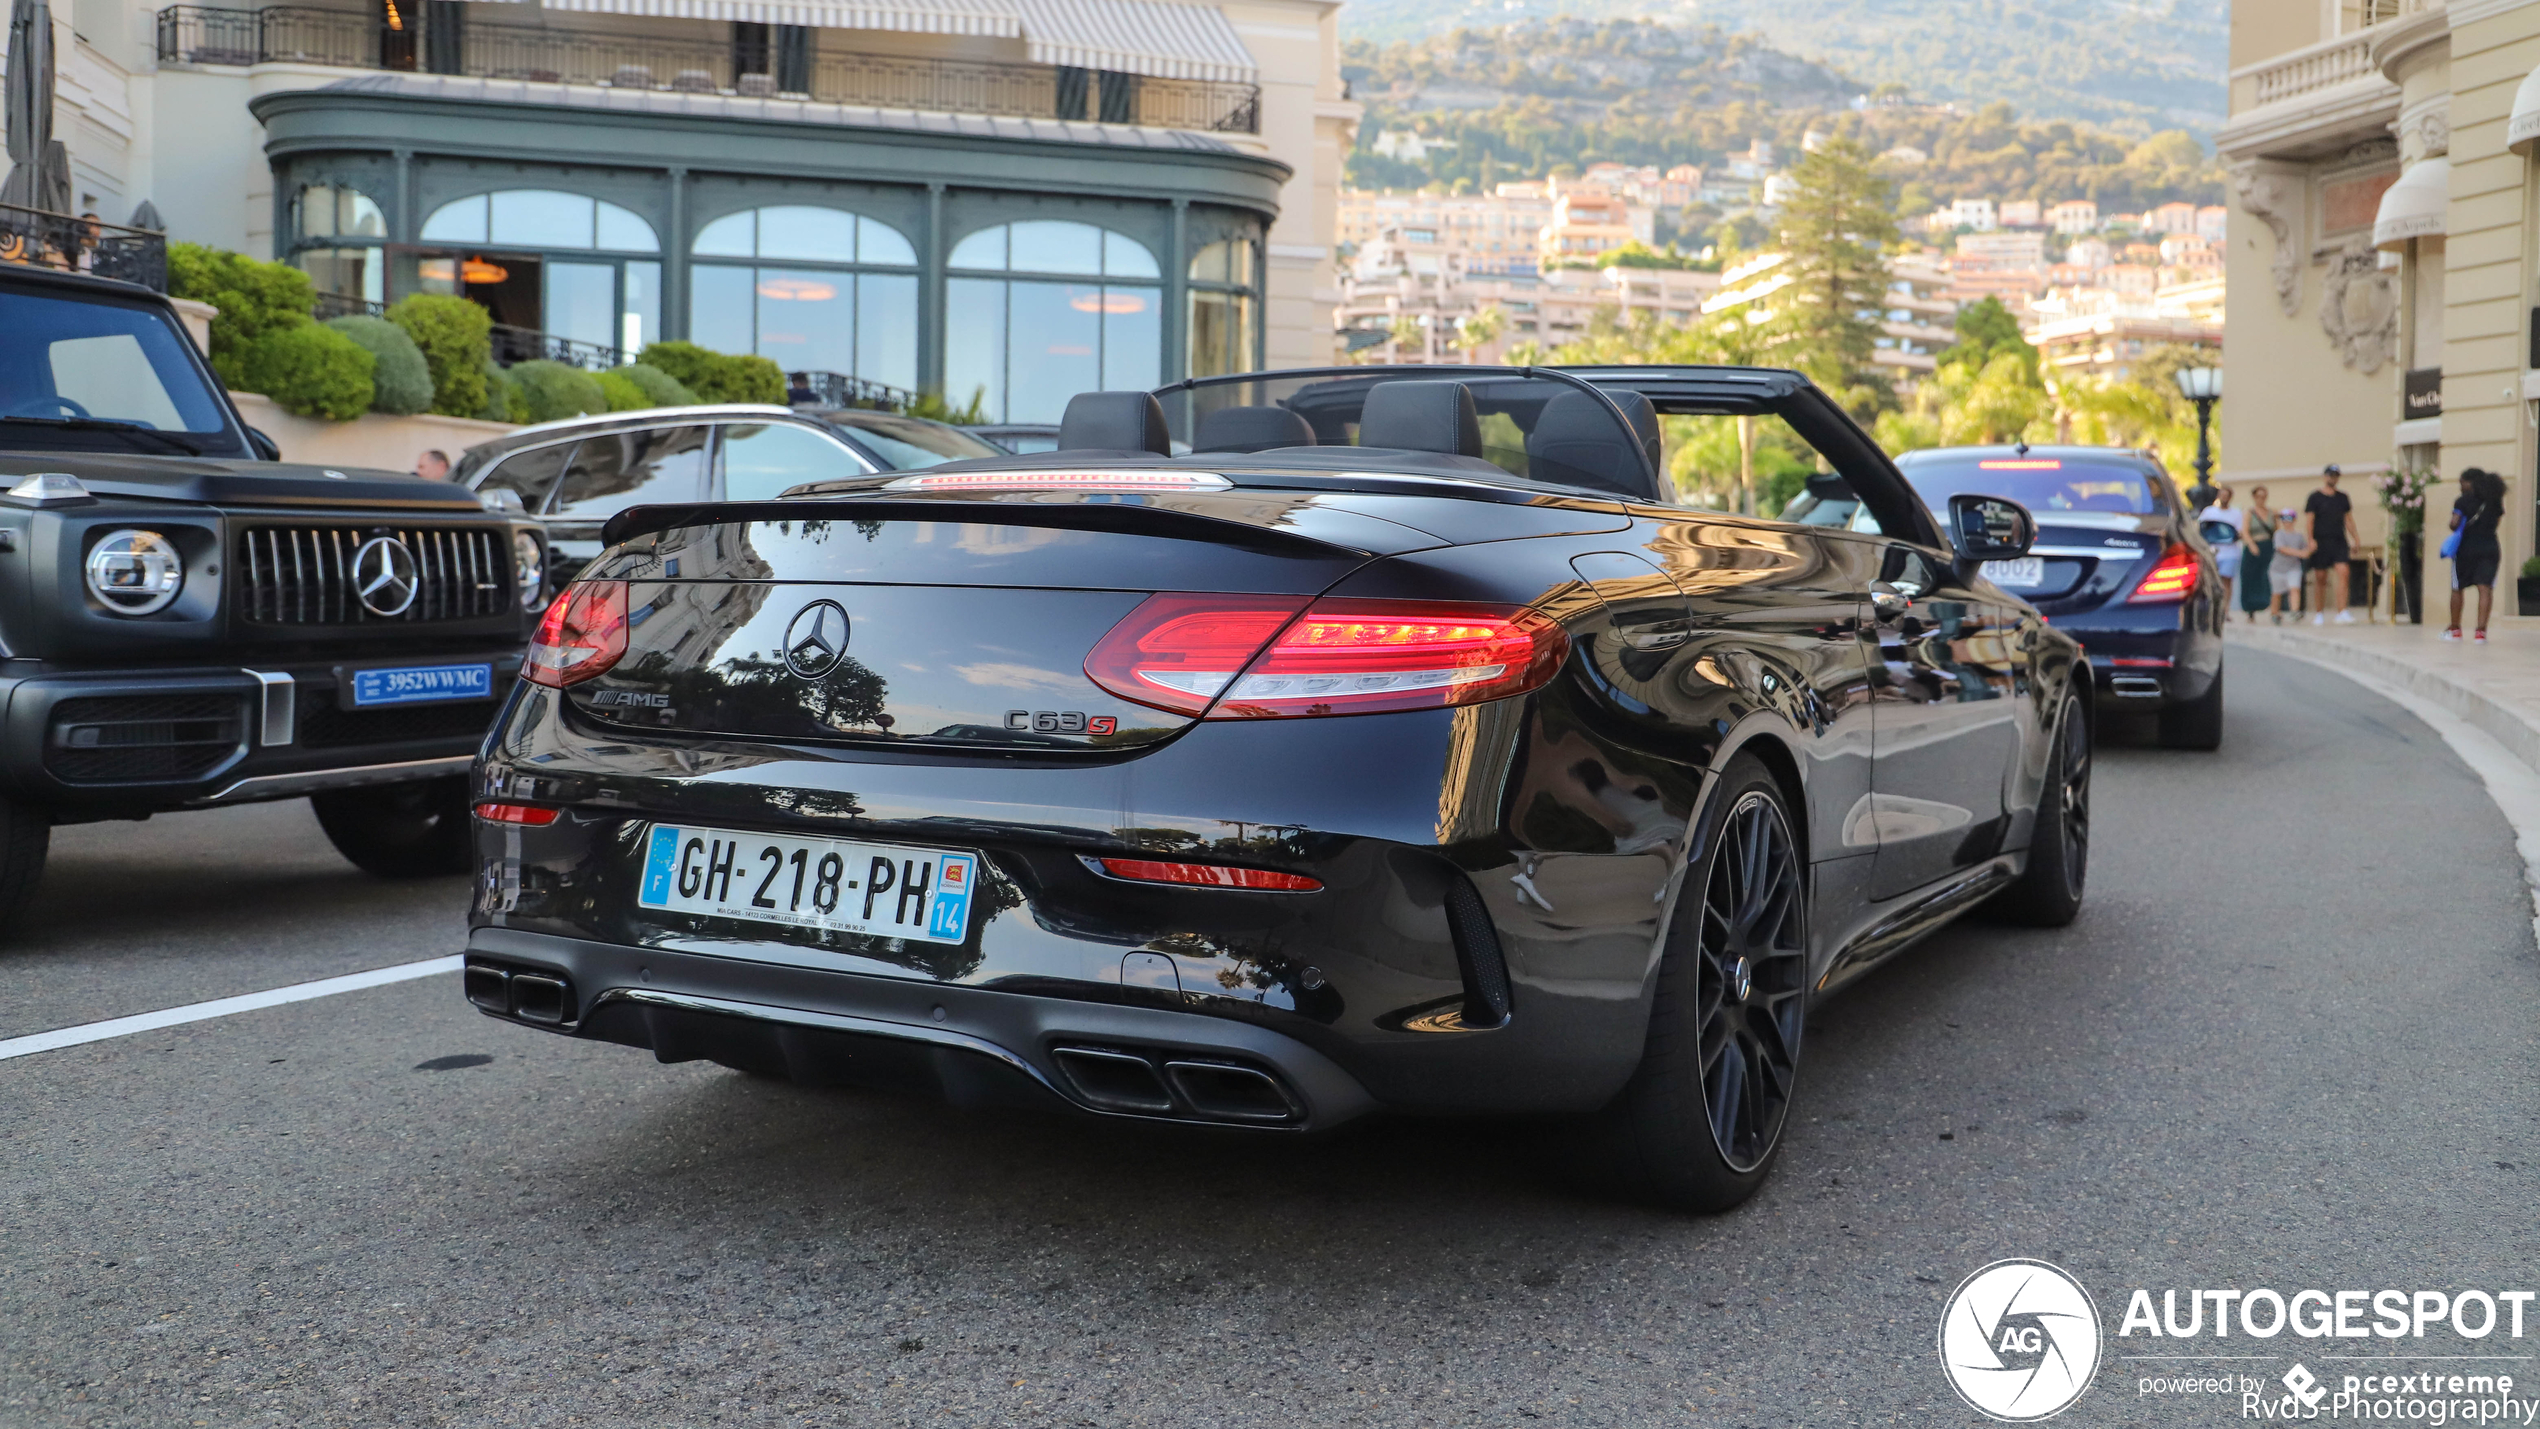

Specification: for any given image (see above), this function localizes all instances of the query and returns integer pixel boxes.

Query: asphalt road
[4,646,2535,1428]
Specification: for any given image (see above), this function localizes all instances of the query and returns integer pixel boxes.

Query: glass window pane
[693,211,756,257]
[1100,286,1159,390]
[552,425,711,522]
[50,334,187,431]
[419,193,487,243]
[491,190,596,248]
[689,265,755,355]
[544,261,618,350]
[301,187,337,239]
[478,440,576,513]
[1010,220,1102,276]
[1188,288,1231,378]
[944,277,1007,421]
[755,267,854,373]
[1187,240,1225,284]
[300,247,380,302]
[344,191,386,239]
[720,421,867,501]
[595,200,659,253]
[856,272,918,392]
[857,216,917,267]
[623,261,661,354]
[1103,230,1159,279]
[1232,239,1256,287]
[756,205,856,263]
[1008,280,1101,424]
[948,225,1007,271]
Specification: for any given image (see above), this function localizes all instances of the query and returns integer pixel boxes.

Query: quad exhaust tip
[1051,1043,1302,1125]
[463,961,576,1026]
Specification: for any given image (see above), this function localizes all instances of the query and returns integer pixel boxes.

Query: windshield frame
[0,277,256,460]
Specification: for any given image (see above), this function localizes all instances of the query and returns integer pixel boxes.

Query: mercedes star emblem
[351,534,420,617]
[783,600,851,679]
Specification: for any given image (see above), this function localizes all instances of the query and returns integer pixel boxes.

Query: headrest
[1607,390,1662,476]
[1057,391,1171,454]
[1358,380,1483,458]
[1195,405,1316,454]
[1526,390,1651,499]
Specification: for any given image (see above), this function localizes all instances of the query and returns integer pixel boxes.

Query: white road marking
[0,956,463,1063]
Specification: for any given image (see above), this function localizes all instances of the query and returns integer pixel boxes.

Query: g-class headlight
[514,529,549,613]
[85,529,184,616]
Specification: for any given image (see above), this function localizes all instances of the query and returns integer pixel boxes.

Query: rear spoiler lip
[596,493,1425,558]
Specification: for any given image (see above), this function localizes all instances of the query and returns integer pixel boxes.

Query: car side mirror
[479,487,528,514]
[1946,493,2035,579]
[244,425,281,462]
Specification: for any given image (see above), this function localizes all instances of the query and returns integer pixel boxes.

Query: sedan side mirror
[1946,493,2036,579]
[2198,519,2239,546]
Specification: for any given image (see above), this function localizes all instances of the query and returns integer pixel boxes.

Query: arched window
[945,220,1161,423]
[1187,237,1259,378]
[416,190,662,355]
[290,184,388,303]
[687,205,919,393]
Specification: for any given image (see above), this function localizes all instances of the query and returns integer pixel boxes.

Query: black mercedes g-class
[0,264,546,926]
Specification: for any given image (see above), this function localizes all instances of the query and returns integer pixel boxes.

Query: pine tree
[1770,134,1899,418]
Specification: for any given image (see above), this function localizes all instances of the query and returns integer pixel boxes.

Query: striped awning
[527,0,1255,82]
[1012,0,1255,83]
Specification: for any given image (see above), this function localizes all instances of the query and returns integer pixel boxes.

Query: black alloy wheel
[1587,753,1808,1212]
[1992,694,2089,926]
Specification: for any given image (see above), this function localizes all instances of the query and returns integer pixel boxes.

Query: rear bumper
[2052,608,2223,708]
[466,926,1381,1131]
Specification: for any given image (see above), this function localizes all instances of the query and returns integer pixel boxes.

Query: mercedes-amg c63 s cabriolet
[460,365,2091,1211]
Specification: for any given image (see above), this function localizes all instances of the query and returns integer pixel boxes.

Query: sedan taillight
[2127,544,2199,603]
[523,579,629,688]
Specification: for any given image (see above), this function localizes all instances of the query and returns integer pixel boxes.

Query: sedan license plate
[638,825,980,945]
[349,662,493,707]
[1979,557,2045,589]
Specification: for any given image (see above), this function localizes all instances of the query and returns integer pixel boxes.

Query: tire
[0,796,52,934]
[1585,753,1808,1214]
[311,776,474,878]
[1992,695,2089,927]
[2158,665,2224,751]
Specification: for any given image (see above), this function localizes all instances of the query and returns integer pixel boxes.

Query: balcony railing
[155,5,1262,133]
[0,202,170,292]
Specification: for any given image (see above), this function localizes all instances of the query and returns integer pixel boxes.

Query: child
[2268,508,2312,625]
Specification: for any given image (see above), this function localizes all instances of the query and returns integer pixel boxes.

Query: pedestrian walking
[2269,506,2312,624]
[2444,466,2507,643]
[2239,484,2276,622]
[2199,483,2243,591]
[2304,464,2361,624]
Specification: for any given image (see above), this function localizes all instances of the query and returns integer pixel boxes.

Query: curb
[2232,626,2540,776]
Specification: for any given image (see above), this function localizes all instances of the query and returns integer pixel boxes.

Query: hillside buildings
[23,0,1355,419]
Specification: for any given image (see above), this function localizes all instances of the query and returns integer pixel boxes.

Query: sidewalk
[2232,618,2540,773]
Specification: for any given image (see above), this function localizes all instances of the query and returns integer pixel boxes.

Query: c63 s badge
[1005,710,1117,736]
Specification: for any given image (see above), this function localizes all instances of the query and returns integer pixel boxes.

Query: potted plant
[2519,556,2540,617]
[2370,467,2434,623]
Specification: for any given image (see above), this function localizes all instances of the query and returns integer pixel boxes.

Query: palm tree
[1458,305,1507,362]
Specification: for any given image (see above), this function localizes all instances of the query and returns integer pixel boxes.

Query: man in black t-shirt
[2304,465,2360,623]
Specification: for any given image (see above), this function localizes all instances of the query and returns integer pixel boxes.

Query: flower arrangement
[2370,467,2436,535]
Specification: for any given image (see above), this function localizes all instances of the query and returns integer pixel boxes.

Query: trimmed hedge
[480,361,528,423]
[594,370,652,412]
[386,294,493,419]
[510,360,609,424]
[166,242,318,393]
[323,316,433,416]
[612,362,701,407]
[638,341,786,405]
[249,324,375,422]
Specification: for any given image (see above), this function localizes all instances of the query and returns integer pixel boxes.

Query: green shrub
[2523,556,2540,581]
[479,360,528,423]
[510,360,609,424]
[386,294,493,418]
[611,362,700,407]
[166,242,317,391]
[637,340,787,404]
[595,370,650,412]
[322,315,432,416]
[244,323,374,421]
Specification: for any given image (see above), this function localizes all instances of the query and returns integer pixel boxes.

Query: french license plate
[349,662,493,707]
[638,824,980,946]
[1979,557,2045,589]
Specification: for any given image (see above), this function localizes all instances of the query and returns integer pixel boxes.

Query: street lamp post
[2175,364,2224,511]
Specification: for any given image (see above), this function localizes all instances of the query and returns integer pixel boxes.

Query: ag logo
[782,600,850,679]
[1938,1259,2101,1421]
[351,535,419,617]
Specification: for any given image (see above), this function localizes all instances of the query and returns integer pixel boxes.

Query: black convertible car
[461,365,2090,1211]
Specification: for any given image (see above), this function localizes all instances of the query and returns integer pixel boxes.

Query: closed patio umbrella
[2,0,72,215]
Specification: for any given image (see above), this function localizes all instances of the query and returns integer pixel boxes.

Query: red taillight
[1095,857,1322,892]
[473,802,560,825]
[523,579,629,687]
[1210,599,1567,719]
[2128,545,2199,603]
[1084,594,1310,715]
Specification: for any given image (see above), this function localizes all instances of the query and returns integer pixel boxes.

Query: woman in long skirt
[2238,483,2276,622]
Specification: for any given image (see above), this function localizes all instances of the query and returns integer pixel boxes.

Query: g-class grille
[236,526,512,624]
